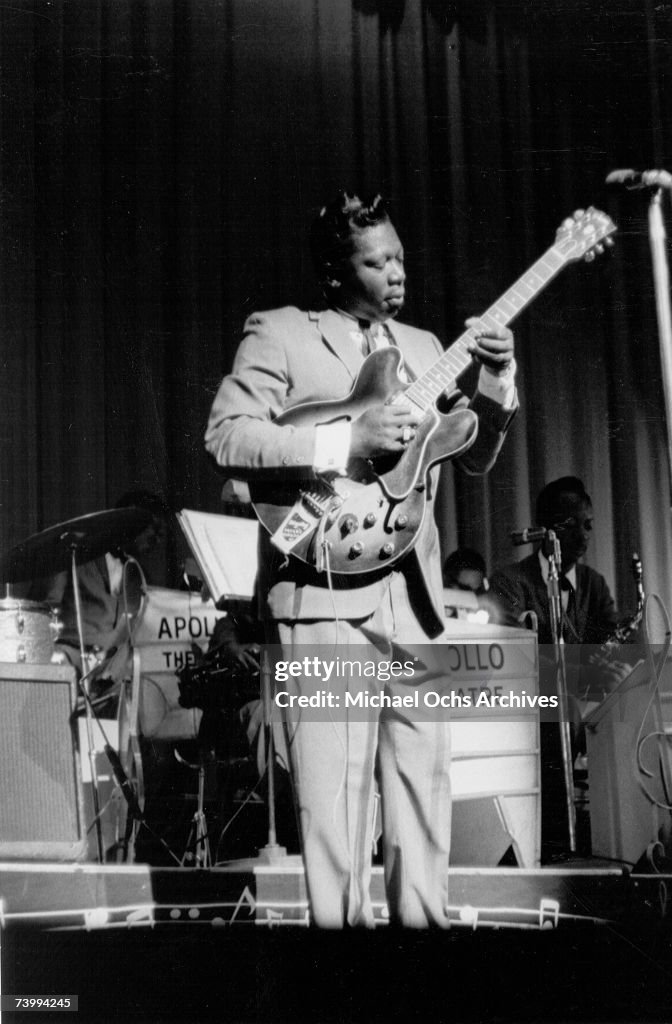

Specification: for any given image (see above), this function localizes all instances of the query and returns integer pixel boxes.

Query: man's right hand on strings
[350,402,421,458]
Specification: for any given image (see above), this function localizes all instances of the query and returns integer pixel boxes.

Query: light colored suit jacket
[206,306,516,637]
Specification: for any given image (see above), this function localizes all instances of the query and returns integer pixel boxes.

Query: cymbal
[0,507,154,584]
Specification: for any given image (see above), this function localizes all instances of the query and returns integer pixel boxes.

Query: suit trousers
[277,571,451,928]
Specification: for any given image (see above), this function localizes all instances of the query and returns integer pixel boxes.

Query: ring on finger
[401,426,412,444]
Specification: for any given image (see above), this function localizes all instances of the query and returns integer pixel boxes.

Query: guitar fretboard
[404,243,568,411]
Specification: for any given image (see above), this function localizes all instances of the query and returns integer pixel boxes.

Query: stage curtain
[1,0,671,617]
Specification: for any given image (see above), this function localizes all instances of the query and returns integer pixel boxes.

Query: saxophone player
[489,476,640,858]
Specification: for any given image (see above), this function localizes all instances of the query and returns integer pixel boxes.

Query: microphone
[606,168,672,191]
[511,516,576,545]
[510,526,547,546]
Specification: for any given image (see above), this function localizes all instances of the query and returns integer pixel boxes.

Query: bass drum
[0,598,58,664]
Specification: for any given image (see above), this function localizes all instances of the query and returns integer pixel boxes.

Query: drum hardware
[175,644,261,868]
[176,639,288,865]
[0,507,153,584]
[73,658,182,866]
[175,746,213,869]
[50,612,64,642]
[70,532,122,862]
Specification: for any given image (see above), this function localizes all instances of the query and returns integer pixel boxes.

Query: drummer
[30,491,172,676]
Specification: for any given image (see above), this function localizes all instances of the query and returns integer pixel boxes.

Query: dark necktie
[560,575,578,641]
[358,319,376,356]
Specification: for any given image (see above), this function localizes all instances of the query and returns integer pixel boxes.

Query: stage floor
[3,859,672,1024]
[0,856,670,933]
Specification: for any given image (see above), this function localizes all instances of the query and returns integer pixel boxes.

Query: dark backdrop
[1,0,671,614]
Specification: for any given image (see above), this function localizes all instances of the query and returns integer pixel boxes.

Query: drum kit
[0,506,154,862]
[0,506,152,661]
[1,506,282,869]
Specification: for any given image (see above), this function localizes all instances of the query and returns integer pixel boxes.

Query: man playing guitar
[205,191,517,927]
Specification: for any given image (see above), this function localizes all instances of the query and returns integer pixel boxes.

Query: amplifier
[0,662,87,861]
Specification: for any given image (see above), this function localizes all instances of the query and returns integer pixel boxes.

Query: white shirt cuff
[478,358,517,410]
[314,421,352,474]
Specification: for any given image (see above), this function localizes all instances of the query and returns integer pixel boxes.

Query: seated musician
[204,191,518,927]
[489,476,639,688]
[489,476,639,857]
[490,478,622,645]
[442,546,494,622]
[443,546,488,596]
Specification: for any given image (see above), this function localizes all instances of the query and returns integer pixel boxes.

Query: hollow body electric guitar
[252,208,616,576]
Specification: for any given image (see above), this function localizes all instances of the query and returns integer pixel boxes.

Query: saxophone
[600,552,645,652]
[584,554,644,697]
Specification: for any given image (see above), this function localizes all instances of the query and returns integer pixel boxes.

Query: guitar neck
[405,243,567,411]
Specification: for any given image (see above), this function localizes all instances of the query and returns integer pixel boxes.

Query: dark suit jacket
[489,551,620,645]
[33,559,118,650]
[206,306,516,637]
[33,555,145,666]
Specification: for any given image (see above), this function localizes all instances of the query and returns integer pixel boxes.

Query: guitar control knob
[339,514,359,535]
[363,513,377,528]
[349,542,364,558]
[380,543,395,559]
[395,514,409,529]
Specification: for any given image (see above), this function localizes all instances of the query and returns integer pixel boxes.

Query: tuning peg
[594,243,605,255]
[605,237,615,248]
[584,250,596,263]
[573,209,586,220]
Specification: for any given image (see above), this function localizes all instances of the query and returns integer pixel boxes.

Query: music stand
[176,510,288,865]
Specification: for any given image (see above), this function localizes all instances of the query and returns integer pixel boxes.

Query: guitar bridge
[301,492,327,518]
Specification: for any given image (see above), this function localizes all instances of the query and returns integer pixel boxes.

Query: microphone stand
[257,649,287,864]
[546,531,577,853]
[68,538,105,863]
[646,185,672,492]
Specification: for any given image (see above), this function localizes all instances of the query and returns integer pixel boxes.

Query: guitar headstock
[555,207,617,263]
